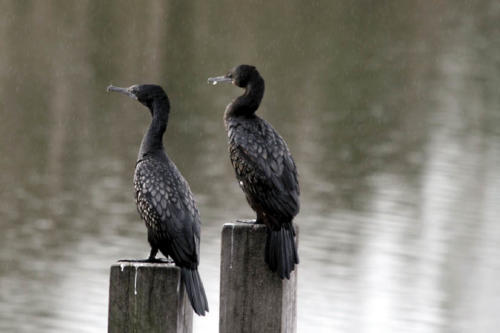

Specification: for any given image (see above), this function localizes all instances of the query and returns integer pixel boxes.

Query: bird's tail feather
[265,224,299,279]
[181,267,209,316]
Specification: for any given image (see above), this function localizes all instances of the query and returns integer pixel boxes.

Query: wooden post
[219,222,298,333]
[108,262,193,333]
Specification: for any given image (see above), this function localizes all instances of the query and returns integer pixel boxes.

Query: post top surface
[111,261,178,270]
[223,221,298,231]
[223,221,267,229]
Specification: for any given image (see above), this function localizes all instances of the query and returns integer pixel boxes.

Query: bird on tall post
[208,65,300,279]
[107,83,209,316]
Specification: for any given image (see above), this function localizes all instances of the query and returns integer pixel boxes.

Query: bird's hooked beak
[106,85,138,100]
[207,75,232,86]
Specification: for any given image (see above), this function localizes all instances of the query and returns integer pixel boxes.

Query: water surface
[1,1,500,332]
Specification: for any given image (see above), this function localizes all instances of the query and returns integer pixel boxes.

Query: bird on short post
[208,65,300,279]
[107,83,209,316]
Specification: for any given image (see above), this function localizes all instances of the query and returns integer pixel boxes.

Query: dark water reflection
[1,1,500,332]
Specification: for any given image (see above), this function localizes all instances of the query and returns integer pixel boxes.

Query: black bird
[107,84,209,316]
[208,65,300,279]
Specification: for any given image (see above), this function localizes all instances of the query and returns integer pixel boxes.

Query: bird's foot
[236,219,258,224]
[118,258,172,264]
[157,257,174,264]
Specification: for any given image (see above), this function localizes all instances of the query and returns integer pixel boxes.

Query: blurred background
[1,1,500,332]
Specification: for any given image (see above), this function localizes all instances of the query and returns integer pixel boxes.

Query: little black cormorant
[208,65,300,279]
[107,84,209,316]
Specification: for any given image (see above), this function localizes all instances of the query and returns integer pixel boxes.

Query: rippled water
[1,1,500,332]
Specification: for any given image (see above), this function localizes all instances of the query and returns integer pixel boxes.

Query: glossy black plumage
[134,157,200,268]
[107,84,208,315]
[209,65,300,279]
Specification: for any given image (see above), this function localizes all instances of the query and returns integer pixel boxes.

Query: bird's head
[107,84,167,108]
[208,64,261,88]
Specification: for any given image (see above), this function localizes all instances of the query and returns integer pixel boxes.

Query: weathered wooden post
[108,262,193,333]
[219,222,298,333]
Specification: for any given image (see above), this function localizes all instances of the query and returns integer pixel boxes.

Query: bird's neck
[225,77,265,119]
[138,98,170,160]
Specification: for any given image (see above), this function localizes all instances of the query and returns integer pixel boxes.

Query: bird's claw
[117,258,173,264]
